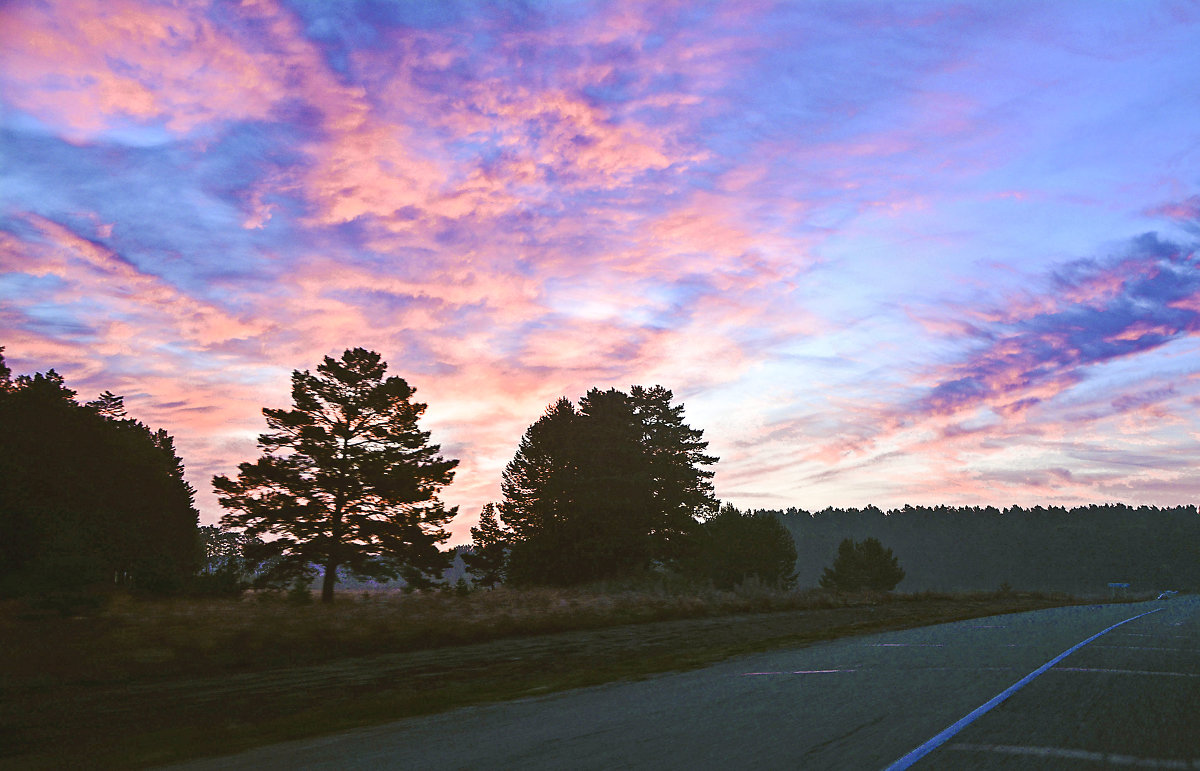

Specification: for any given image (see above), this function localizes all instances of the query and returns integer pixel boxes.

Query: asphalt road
[166,596,1198,770]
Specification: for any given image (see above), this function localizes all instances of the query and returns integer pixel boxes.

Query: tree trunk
[321,560,338,603]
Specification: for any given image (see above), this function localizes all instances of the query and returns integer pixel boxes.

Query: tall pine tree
[631,385,718,558]
[213,348,458,602]
[462,502,508,588]
[500,397,579,544]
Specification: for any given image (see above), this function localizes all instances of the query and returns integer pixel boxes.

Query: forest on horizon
[762,504,1198,595]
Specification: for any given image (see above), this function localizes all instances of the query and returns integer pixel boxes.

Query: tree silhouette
[500,396,596,585]
[686,504,797,590]
[500,397,580,546]
[86,390,128,420]
[569,388,657,577]
[462,502,508,588]
[213,348,458,602]
[499,386,717,585]
[191,524,270,597]
[631,386,719,557]
[0,349,198,597]
[820,537,905,592]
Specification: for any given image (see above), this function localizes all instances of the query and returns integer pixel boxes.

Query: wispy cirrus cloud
[764,225,1200,509]
[913,233,1199,422]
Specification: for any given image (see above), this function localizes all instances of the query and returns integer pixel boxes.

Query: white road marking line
[948,742,1200,768]
[915,666,1019,672]
[868,643,945,647]
[1053,667,1200,678]
[742,669,856,676]
[880,607,1164,771]
[744,666,1021,677]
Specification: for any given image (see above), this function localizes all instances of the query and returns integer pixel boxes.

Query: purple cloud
[915,233,1200,420]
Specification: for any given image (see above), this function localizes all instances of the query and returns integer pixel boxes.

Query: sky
[2,0,1199,542]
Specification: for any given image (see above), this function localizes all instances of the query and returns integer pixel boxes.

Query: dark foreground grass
[1,586,1103,769]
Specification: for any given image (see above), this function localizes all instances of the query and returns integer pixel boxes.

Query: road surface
[165,596,1198,769]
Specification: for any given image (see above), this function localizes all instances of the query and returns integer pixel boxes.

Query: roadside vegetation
[2,582,1075,684]
[3,584,1095,769]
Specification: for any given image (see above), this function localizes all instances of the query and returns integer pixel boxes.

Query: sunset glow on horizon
[3,0,1199,542]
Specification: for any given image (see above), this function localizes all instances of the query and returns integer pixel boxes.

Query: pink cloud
[13,214,271,346]
[0,0,469,236]
[905,311,980,337]
[486,89,678,186]
[302,115,447,226]
[958,261,1151,328]
[1105,321,1179,343]
[293,1,762,239]
[1147,195,1200,222]
[3,197,803,542]
[279,46,696,239]
[0,0,288,137]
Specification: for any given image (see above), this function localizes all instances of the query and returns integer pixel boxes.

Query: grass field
[2,584,1100,769]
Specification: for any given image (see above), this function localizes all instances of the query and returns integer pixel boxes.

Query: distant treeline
[758,504,1200,595]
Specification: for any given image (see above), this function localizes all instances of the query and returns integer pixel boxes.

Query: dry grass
[2,582,1073,686]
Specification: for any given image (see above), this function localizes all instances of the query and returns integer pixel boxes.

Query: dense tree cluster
[683,504,798,590]
[762,504,1200,593]
[488,386,720,585]
[0,349,199,597]
[214,348,458,602]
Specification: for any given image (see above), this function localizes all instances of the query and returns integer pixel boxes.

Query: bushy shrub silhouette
[820,537,905,592]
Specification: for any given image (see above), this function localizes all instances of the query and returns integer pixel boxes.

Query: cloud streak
[915,233,1200,421]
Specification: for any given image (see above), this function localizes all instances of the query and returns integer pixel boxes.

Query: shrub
[819,537,905,592]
